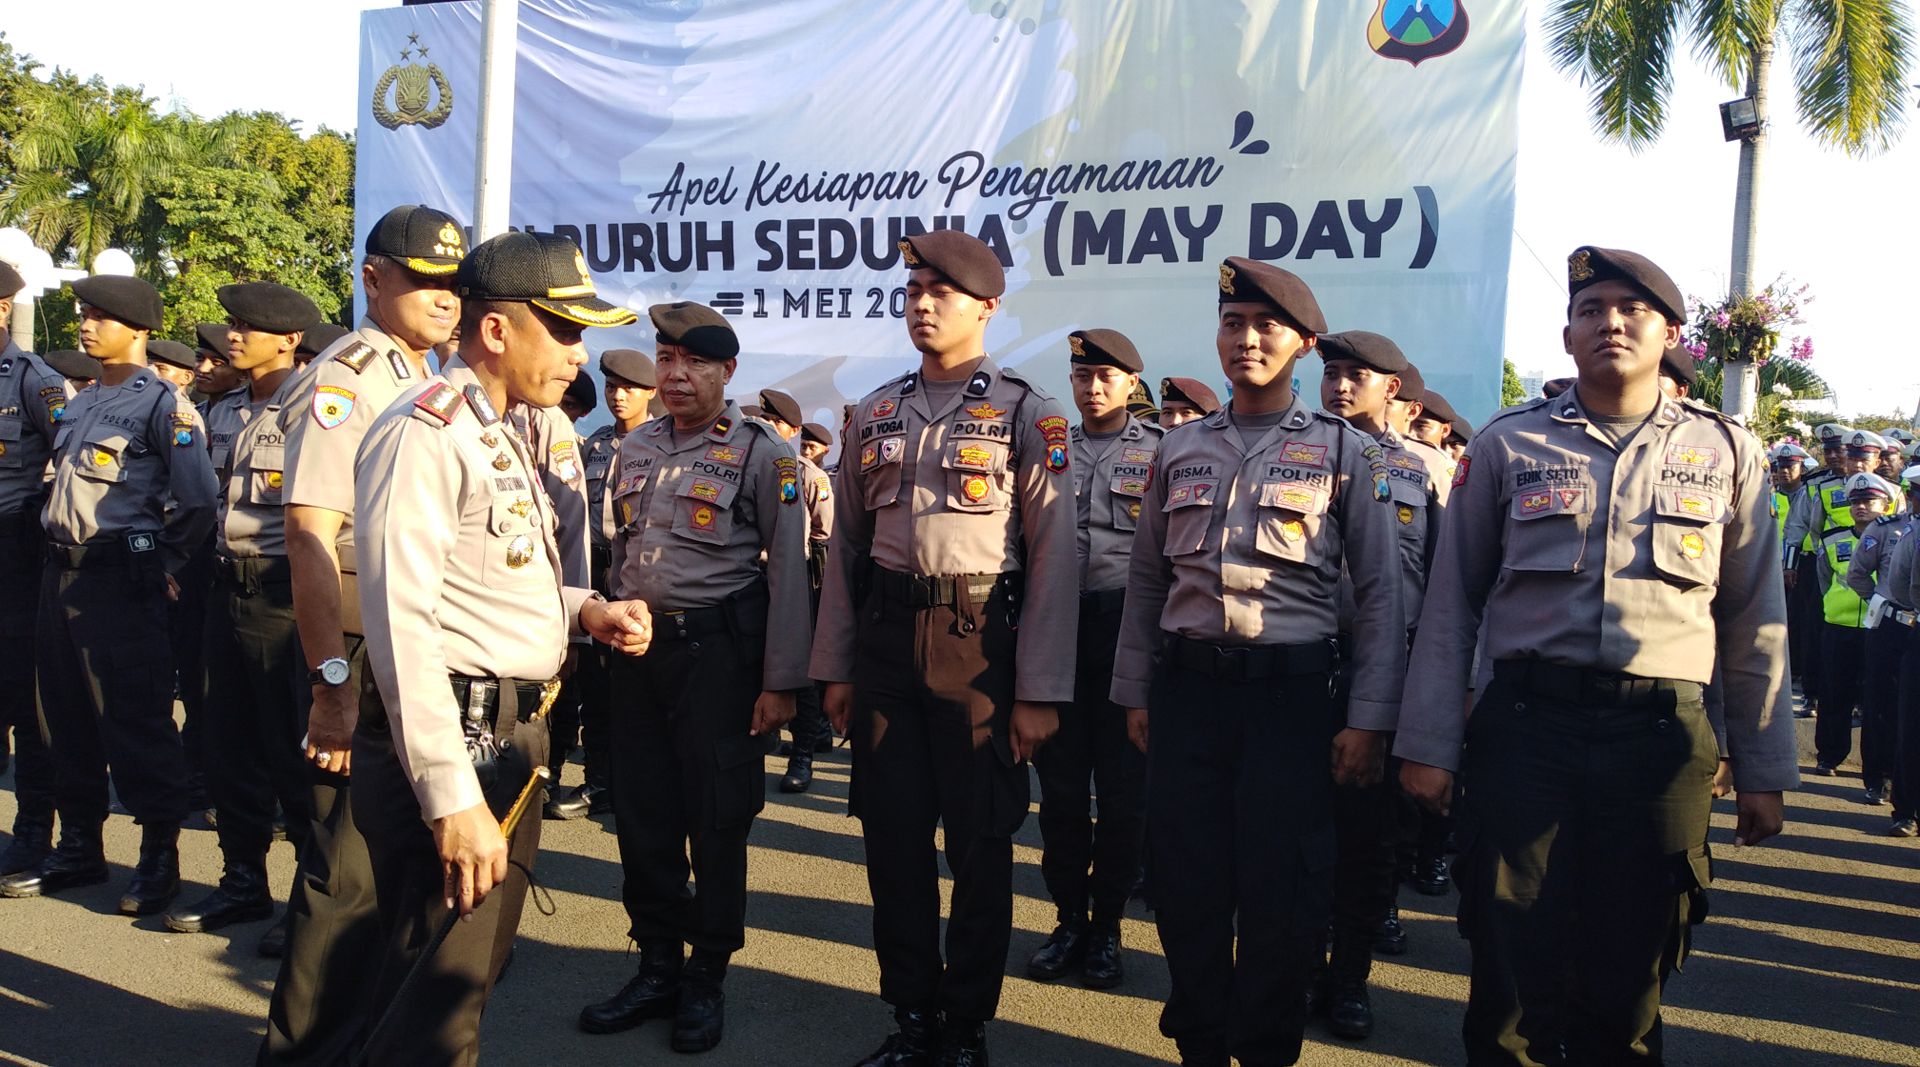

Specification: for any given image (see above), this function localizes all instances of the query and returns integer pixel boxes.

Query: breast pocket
[484,494,545,585]
[1503,483,1593,572]
[249,444,285,505]
[1109,469,1149,532]
[1650,487,1728,587]
[0,416,22,469]
[1388,477,1428,568]
[1253,481,1330,565]
[74,428,133,485]
[861,437,906,510]
[1161,487,1216,557]
[944,439,1012,513]
[671,471,740,545]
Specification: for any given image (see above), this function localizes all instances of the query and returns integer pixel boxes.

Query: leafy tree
[1501,359,1527,407]
[154,165,345,338]
[1689,352,1831,442]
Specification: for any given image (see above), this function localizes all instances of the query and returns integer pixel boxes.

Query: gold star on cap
[898,240,919,266]
[434,222,465,258]
[1218,263,1236,295]
[1568,249,1593,282]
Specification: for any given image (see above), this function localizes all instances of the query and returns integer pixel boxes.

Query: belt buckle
[1212,644,1248,681]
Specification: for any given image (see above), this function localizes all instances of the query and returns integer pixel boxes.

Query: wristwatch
[308,658,351,687]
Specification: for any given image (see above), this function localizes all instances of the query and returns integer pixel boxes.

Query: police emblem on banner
[373,33,454,130]
[1368,0,1469,66]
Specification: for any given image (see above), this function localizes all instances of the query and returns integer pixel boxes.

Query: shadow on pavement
[0,947,269,1066]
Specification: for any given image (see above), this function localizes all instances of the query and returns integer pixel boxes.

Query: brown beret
[1068,328,1143,372]
[1394,363,1427,404]
[1659,343,1699,387]
[758,389,804,427]
[72,275,163,332]
[899,230,1005,299]
[0,261,23,299]
[601,348,656,387]
[1416,389,1460,426]
[1566,245,1687,324]
[801,422,832,446]
[1216,256,1327,335]
[147,339,199,371]
[297,323,350,358]
[739,404,766,418]
[1448,415,1474,444]
[1317,330,1408,374]
[650,302,739,360]
[1160,376,1221,414]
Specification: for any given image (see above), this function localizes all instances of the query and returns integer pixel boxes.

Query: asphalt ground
[0,708,1916,1066]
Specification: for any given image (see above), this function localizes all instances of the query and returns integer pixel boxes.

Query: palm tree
[1691,353,1832,441]
[1546,0,1914,416]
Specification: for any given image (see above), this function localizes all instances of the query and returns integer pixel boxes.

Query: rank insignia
[505,535,535,569]
[491,453,512,471]
[705,444,742,465]
[334,341,376,373]
[386,349,413,381]
[1280,519,1305,542]
[691,479,722,502]
[962,474,991,503]
[691,503,717,531]
[966,402,1006,420]
[463,384,499,425]
[509,497,533,517]
[1281,441,1327,466]
[870,397,898,420]
[1680,531,1705,560]
[955,445,994,471]
[1398,505,1415,525]
[879,437,905,463]
[775,456,799,504]
[708,417,733,439]
[965,371,992,396]
[410,384,463,426]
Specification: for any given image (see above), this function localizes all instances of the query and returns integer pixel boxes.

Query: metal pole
[473,0,520,242]
[1722,37,1773,420]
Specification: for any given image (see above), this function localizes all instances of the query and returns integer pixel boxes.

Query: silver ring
[316,752,332,767]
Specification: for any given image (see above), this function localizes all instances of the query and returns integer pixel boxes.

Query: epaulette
[1479,394,1554,434]
[860,373,913,405]
[1139,419,1165,436]
[1876,513,1902,526]
[996,364,1047,397]
[410,380,465,426]
[334,340,378,374]
[739,415,784,445]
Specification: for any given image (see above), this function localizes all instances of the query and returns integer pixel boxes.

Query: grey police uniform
[1396,387,1795,1064]
[1849,509,1915,798]
[605,401,811,955]
[810,357,1079,1025]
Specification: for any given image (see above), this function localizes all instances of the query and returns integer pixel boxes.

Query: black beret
[1216,256,1327,335]
[1659,343,1699,387]
[1542,377,1574,399]
[72,275,163,332]
[801,421,832,446]
[1448,414,1474,443]
[759,389,805,427]
[297,323,350,358]
[1067,329,1143,372]
[45,349,100,381]
[563,372,598,415]
[1394,362,1428,404]
[0,261,23,299]
[460,231,638,328]
[649,301,739,360]
[1317,330,1409,374]
[366,204,466,277]
[195,322,230,356]
[147,339,199,371]
[899,230,1005,299]
[1416,389,1460,426]
[601,348,656,388]
[218,281,321,334]
[1160,376,1221,414]
[1566,245,1687,324]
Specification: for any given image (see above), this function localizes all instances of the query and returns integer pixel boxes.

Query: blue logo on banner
[1369,0,1469,66]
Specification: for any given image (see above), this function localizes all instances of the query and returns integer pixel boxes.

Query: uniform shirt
[799,452,833,545]
[280,319,425,574]
[356,377,596,822]
[1846,512,1918,610]
[581,423,628,549]
[0,341,67,514]
[1070,414,1161,593]
[42,366,216,574]
[1109,397,1407,726]
[609,401,811,692]
[1395,389,1797,793]
[1372,428,1448,627]
[206,372,299,558]
[810,357,1080,703]
[1782,467,1843,560]
[1816,525,1869,627]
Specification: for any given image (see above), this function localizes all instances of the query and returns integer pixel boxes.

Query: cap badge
[434,222,464,258]
[1067,335,1086,357]
[1568,249,1594,282]
[898,240,919,266]
[1218,263,1236,294]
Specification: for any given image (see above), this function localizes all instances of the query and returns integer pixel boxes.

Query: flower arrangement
[1682,278,1813,366]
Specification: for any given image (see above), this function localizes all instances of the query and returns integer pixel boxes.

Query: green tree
[154,165,346,338]
[1689,353,1831,441]
[1501,359,1527,407]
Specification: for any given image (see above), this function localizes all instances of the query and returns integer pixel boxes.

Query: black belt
[1081,587,1126,615]
[1493,658,1685,708]
[652,603,733,644]
[1165,634,1337,681]
[46,535,159,570]
[872,567,1013,609]
[213,554,292,586]
[449,674,559,729]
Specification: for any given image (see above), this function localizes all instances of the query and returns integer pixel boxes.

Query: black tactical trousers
[353,689,548,1067]
[1792,556,1825,699]
[789,573,830,752]
[1147,651,1338,1066]
[37,554,189,826]
[259,639,382,1067]
[852,581,1029,1025]
[204,561,311,861]
[1035,593,1144,933]
[1897,627,1920,821]
[610,602,766,954]
[1815,623,1865,768]
[1,519,52,837]
[1457,665,1716,1067]
[172,534,215,799]
[1862,623,1906,790]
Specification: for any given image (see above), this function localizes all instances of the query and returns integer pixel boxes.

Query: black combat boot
[1080,929,1124,989]
[579,940,683,1033]
[120,822,181,915]
[938,1019,989,1067]
[1372,902,1408,955]
[256,912,290,958]
[165,853,273,932]
[1,810,53,877]
[672,948,728,1052]
[852,1007,940,1067]
[779,746,814,793]
[0,822,108,897]
[1326,925,1375,1039]
[1025,922,1090,980]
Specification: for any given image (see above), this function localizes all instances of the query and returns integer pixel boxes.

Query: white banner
[357,0,1522,435]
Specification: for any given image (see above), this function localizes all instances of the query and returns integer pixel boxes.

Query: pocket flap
[0,416,21,442]
[1388,476,1428,508]
[676,470,740,510]
[488,495,539,536]
[943,440,1007,474]
[251,443,285,473]
[1259,480,1329,515]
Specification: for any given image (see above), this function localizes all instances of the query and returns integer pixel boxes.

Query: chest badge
[1280,519,1305,542]
[509,497,533,517]
[266,471,284,489]
[491,453,512,472]
[870,397,898,420]
[505,535,536,569]
[91,449,114,468]
[1126,500,1142,521]
[962,474,991,503]
[1397,505,1414,525]
[1680,531,1706,560]
[691,504,718,532]
[966,402,1005,420]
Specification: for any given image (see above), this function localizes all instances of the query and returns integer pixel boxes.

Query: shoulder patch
[312,385,357,429]
[774,454,799,504]
[549,439,581,482]
[334,341,377,373]
[1359,439,1392,501]
[411,382,464,426]
[1452,454,1472,489]
[1037,414,1071,473]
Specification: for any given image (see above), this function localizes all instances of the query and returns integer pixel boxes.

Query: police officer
[1312,329,1446,1039]
[263,203,463,1064]
[812,230,1076,1065]
[1812,461,1889,776]
[294,323,349,368]
[1845,469,1916,807]
[560,370,598,422]
[352,229,650,1066]
[1157,376,1220,429]
[0,261,68,877]
[1025,328,1157,992]
[756,386,837,792]
[578,303,809,1053]
[1893,465,1920,837]
[1407,387,1457,452]
[0,275,217,914]
[147,339,203,394]
[1443,417,1471,463]
[1657,342,1699,400]
[164,283,320,944]
[1783,422,1851,713]
[1396,246,1795,1066]
[150,336,219,818]
[196,323,245,403]
[800,421,833,465]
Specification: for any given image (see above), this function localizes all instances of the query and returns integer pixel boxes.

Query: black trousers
[1815,623,1866,768]
[610,617,765,953]
[550,550,615,788]
[353,691,548,1067]
[37,555,189,826]
[789,574,830,752]
[1457,668,1715,1067]
[1862,623,1906,790]
[1,519,52,838]
[203,566,312,861]
[1897,627,1920,821]
[851,584,1030,1024]
[260,639,383,1067]
[1792,556,1825,699]
[173,534,216,800]
[1147,652,1338,1066]
[1034,594,1144,933]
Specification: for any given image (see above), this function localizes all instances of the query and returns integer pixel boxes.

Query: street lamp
[1720,97,1762,141]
